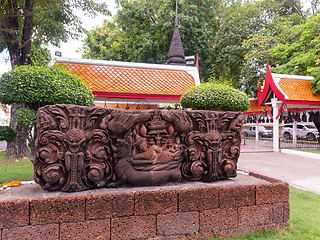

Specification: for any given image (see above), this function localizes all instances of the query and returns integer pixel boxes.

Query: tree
[82,0,225,80]
[269,14,320,93]
[0,64,95,160]
[0,0,110,67]
[209,0,305,94]
[82,0,306,94]
[0,0,110,158]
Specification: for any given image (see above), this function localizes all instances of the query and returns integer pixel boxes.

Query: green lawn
[0,151,33,184]
[298,149,320,154]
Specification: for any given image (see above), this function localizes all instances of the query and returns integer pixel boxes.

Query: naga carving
[34,104,244,192]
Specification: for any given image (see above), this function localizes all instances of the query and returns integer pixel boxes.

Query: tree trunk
[2,0,35,158]
[21,0,34,65]
[6,104,27,158]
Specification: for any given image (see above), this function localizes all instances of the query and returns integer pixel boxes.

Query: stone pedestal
[0,172,289,239]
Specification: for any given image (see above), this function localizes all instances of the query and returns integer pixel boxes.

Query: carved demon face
[64,129,86,153]
[203,130,222,147]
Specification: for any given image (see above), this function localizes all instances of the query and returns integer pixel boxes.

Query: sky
[0,0,117,75]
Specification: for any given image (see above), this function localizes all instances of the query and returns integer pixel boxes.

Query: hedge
[0,65,94,110]
[180,83,250,112]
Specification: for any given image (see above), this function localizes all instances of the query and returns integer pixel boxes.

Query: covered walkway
[243,63,320,151]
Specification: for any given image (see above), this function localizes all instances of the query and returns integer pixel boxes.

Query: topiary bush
[0,65,94,110]
[180,83,250,112]
[0,126,16,143]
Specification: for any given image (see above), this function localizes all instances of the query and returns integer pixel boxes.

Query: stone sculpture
[34,104,244,192]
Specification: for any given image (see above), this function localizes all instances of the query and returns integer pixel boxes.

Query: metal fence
[279,138,320,149]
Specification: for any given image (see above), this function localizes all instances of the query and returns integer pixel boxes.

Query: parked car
[281,124,319,141]
[242,126,273,138]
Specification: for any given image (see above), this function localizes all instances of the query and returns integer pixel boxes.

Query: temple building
[243,63,320,151]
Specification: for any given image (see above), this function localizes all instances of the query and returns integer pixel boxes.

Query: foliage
[82,0,307,96]
[15,108,37,128]
[0,126,16,143]
[180,83,250,112]
[0,0,109,159]
[30,45,52,66]
[269,14,320,93]
[0,0,110,67]
[210,0,306,96]
[82,0,224,80]
[0,65,94,110]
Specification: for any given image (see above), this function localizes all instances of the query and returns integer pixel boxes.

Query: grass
[298,149,320,154]
[0,151,33,184]
[210,186,320,240]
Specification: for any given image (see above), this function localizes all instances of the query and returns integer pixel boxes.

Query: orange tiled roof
[94,102,157,110]
[278,78,320,101]
[244,99,264,114]
[58,62,195,96]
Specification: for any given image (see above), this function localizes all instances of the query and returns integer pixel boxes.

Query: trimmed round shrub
[180,83,250,112]
[0,126,16,143]
[0,65,94,110]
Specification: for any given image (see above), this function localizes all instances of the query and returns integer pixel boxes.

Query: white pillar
[255,120,259,141]
[271,98,279,152]
[293,120,297,144]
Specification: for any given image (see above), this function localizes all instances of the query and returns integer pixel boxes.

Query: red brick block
[30,196,85,225]
[256,222,285,233]
[157,211,199,236]
[238,204,272,229]
[271,203,285,223]
[111,215,156,240]
[2,224,59,240]
[146,233,201,240]
[217,226,255,239]
[60,219,110,240]
[219,185,255,208]
[256,183,289,205]
[179,187,219,212]
[0,199,29,228]
[249,172,282,183]
[86,192,134,219]
[283,202,290,223]
[200,207,237,237]
[135,190,178,215]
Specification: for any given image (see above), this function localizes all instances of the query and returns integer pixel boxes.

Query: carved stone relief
[34,104,244,192]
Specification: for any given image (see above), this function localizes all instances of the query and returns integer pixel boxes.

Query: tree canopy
[0,0,109,158]
[269,14,320,93]
[82,0,223,80]
[82,0,315,97]
[0,0,110,67]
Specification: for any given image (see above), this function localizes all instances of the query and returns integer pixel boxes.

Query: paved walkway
[239,139,320,194]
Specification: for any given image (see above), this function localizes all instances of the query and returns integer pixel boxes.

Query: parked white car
[242,126,273,138]
[281,124,319,141]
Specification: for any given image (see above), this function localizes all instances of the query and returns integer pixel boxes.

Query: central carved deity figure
[34,105,244,192]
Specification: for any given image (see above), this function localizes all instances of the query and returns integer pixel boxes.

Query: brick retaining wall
[0,173,289,240]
